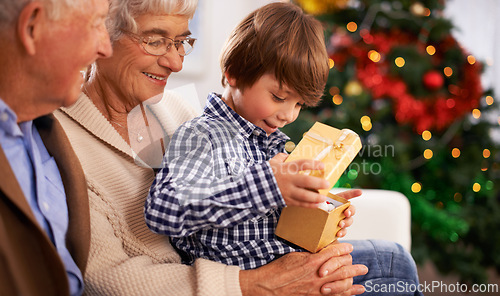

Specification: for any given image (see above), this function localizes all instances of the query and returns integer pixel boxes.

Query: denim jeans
[348,240,424,296]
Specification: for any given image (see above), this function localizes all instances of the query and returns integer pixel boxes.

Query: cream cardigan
[55,92,241,296]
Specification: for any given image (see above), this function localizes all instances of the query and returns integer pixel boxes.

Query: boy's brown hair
[220,2,329,107]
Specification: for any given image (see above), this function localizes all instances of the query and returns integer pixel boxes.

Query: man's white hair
[0,0,82,25]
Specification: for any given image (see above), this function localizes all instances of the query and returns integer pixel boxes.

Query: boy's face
[229,73,305,135]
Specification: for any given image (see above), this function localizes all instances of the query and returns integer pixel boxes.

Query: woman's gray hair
[107,0,198,42]
[0,0,82,25]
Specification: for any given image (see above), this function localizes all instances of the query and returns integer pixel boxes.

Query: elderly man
[0,0,112,295]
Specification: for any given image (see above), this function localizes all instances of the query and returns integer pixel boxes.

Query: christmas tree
[285,0,500,284]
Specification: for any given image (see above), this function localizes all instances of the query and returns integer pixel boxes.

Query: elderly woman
[55,0,422,295]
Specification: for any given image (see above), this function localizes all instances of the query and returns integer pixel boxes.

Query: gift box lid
[285,122,362,195]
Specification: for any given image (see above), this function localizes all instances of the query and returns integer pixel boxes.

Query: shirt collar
[203,93,289,142]
[0,97,23,137]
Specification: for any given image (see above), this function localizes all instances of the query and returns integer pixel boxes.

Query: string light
[467,55,476,65]
[395,57,405,67]
[346,21,357,32]
[483,149,491,158]
[329,58,335,69]
[472,109,481,119]
[332,94,343,105]
[368,50,381,62]
[360,115,373,131]
[453,193,462,202]
[424,149,433,159]
[360,115,372,131]
[426,45,436,55]
[411,182,422,193]
[422,130,432,141]
[360,115,371,125]
[451,148,461,158]
[444,67,453,77]
[485,96,494,105]
[362,122,372,131]
[473,183,481,192]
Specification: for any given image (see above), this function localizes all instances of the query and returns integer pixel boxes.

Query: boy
[145,2,333,270]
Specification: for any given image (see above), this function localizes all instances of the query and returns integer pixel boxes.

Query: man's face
[36,0,112,108]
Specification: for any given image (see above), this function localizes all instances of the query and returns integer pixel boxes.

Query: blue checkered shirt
[145,93,303,269]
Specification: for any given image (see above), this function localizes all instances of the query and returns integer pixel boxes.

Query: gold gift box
[275,122,362,253]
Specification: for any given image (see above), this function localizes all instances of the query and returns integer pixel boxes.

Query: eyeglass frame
[121,30,196,57]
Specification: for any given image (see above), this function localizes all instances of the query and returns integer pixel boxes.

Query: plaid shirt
[145,93,303,269]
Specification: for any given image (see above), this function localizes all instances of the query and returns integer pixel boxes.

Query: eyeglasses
[122,30,196,57]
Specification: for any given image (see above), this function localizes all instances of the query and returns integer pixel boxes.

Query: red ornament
[423,70,444,91]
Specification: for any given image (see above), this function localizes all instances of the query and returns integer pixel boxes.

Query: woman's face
[97,13,191,108]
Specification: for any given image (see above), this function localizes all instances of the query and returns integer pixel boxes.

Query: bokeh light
[395,57,405,67]
[332,94,343,105]
[444,67,453,77]
[412,182,422,193]
[426,45,436,55]
[424,149,433,159]
[467,55,476,65]
[472,109,481,119]
[368,50,381,62]
[346,22,358,32]
[422,130,432,141]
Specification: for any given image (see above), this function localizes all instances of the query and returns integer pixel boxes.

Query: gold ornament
[295,0,350,15]
[344,80,363,96]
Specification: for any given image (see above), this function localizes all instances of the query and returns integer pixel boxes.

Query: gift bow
[304,129,357,161]
[301,129,357,177]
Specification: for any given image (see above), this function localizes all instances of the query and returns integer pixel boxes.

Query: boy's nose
[278,107,296,123]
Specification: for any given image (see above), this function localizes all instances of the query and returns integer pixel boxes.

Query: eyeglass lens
[143,36,195,56]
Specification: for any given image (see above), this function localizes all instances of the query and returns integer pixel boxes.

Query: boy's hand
[269,153,330,208]
[334,189,362,238]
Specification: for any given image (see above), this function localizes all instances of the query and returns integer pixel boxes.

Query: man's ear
[224,71,237,87]
[17,1,45,55]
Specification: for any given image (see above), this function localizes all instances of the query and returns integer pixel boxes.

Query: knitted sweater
[54,92,241,296]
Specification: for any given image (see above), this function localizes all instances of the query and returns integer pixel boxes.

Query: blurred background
[169,0,500,292]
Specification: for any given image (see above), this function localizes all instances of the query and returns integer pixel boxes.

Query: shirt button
[252,130,260,136]
[42,202,50,212]
[0,112,8,122]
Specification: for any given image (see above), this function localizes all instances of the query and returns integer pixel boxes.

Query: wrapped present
[275,122,362,252]
[285,122,362,196]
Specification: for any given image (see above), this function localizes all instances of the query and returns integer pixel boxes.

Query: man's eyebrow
[141,28,192,37]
